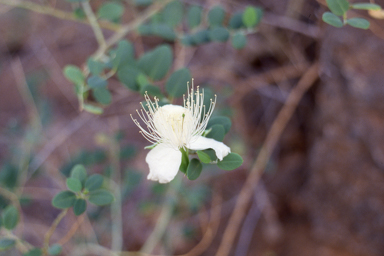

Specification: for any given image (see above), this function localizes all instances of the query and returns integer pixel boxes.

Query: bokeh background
[1,0,384,255]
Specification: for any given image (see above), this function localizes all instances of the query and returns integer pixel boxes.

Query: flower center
[153,105,194,148]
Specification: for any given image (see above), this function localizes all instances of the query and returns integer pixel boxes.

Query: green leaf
[66,177,83,192]
[85,174,103,191]
[0,163,18,189]
[66,0,87,2]
[73,8,86,19]
[165,68,191,98]
[2,205,19,230]
[117,66,140,91]
[73,199,87,216]
[242,6,258,27]
[140,84,164,98]
[208,5,225,27]
[92,87,112,105]
[138,45,173,81]
[351,3,381,10]
[197,150,211,164]
[89,189,115,206]
[322,12,344,28]
[209,27,229,42]
[112,40,135,69]
[179,148,189,174]
[70,164,87,184]
[207,116,232,133]
[87,58,104,75]
[217,153,243,171]
[201,149,217,161]
[181,34,195,46]
[133,0,152,6]
[0,239,15,251]
[48,244,62,255]
[83,104,103,115]
[87,76,107,89]
[326,0,350,16]
[52,191,76,209]
[192,30,211,45]
[346,17,370,29]
[229,12,245,29]
[97,2,124,22]
[63,65,84,86]
[23,248,42,256]
[162,1,183,27]
[205,124,225,141]
[231,32,247,49]
[186,158,202,180]
[151,24,176,41]
[187,5,202,29]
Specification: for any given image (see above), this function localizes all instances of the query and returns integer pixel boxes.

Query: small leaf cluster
[179,116,243,181]
[322,0,382,29]
[136,1,263,50]
[52,164,114,215]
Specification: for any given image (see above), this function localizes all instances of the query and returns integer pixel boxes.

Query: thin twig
[0,0,120,31]
[57,214,85,245]
[215,62,320,256]
[43,209,68,255]
[81,1,107,50]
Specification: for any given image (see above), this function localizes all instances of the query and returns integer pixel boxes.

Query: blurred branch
[58,214,85,245]
[216,62,320,256]
[0,0,120,31]
[81,1,107,50]
[43,209,68,255]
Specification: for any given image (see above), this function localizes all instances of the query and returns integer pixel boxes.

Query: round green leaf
[140,84,164,98]
[229,12,245,29]
[88,189,115,206]
[3,205,19,230]
[208,5,225,27]
[97,3,124,22]
[63,65,84,86]
[138,45,173,81]
[209,27,229,42]
[326,0,350,16]
[92,87,112,105]
[66,177,83,192]
[346,18,370,29]
[0,163,18,189]
[242,6,258,28]
[201,149,217,161]
[351,3,381,10]
[87,76,107,89]
[117,66,140,91]
[192,30,211,45]
[85,174,103,191]
[74,8,86,19]
[207,116,232,133]
[87,58,104,75]
[0,238,16,251]
[23,248,42,256]
[52,191,76,209]
[217,153,243,171]
[70,164,87,184]
[165,68,191,98]
[186,158,202,180]
[133,0,152,6]
[73,199,87,216]
[197,150,211,164]
[151,24,176,41]
[48,244,62,255]
[162,1,183,27]
[83,104,103,115]
[231,33,247,49]
[66,0,87,2]
[187,5,202,29]
[179,148,189,174]
[181,34,195,46]
[206,124,225,141]
[322,12,343,28]
[112,40,135,69]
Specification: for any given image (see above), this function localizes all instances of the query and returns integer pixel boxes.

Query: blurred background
[1,0,384,255]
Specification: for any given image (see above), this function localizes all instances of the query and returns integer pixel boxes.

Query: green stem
[139,175,182,254]
[43,209,68,255]
[81,1,107,51]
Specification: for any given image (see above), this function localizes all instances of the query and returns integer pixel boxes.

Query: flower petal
[188,136,231,160]
[145,143,182,183]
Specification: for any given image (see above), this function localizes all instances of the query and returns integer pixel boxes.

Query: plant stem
[43,209,68,255]
[81,1,107,51]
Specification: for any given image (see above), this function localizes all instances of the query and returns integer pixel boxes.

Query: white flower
[131,81,231,183]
